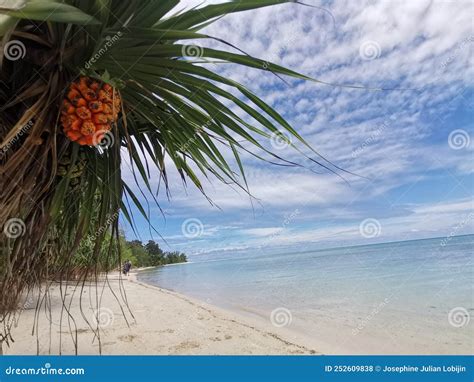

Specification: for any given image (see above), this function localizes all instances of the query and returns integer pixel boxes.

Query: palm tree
[0,0,340,351]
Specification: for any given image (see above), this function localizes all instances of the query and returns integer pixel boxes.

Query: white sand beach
[6,263,471,356]
[4,272,318,355]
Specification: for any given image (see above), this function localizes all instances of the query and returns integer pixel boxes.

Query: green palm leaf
[0,0,346,351]
[2,1,101,25]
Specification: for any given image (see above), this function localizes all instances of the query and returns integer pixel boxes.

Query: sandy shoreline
[5,272,318,355]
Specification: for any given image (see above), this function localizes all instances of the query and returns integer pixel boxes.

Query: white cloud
[187,198,474,255]
[123,1,473,253]
[240,227,285,237]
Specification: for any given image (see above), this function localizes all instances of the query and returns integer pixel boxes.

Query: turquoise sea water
[137,235,473,354]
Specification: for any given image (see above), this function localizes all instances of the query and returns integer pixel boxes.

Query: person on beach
[123,260,132,276]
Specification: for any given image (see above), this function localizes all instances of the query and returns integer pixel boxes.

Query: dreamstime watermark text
[85,32,122,69]
[5,363,85,376]
[0,119,33,158]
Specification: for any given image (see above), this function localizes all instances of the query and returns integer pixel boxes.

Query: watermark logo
[448,129,470,150]
[351,116,394,158]
[352,298,389,335]
[20,294,35,311]
[270,131,292,150]
[181,218,204,239]
[5,363,85,376]
[359,218,382,238]
[85,32,122,69]
[258,209,301,250]
[0,119,33,159]
[448,307,470,328]
[359,40,381,60]
[270,307,292,328]
[440,35,473,70]
[83,210,119,246]
[91,307,115,328]
[3,218,26,238]
[93,130,114,150]
[4,40,26,61]
[181,44,204,59]
[176,125,205,154]
[440,212,474,247]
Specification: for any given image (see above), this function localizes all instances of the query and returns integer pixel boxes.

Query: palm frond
[0,0,344,352]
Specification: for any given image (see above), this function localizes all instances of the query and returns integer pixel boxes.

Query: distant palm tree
[0,0,337,350]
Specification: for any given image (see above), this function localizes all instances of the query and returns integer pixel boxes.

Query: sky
[122,0,473,257]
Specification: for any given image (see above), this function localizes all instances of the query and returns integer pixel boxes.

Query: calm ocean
[137,235,473,354]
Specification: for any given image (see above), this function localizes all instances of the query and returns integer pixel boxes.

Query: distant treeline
[54,233,187,276]
[125,240,187,267]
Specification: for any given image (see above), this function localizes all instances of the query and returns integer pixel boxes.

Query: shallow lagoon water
[138,235,473,353]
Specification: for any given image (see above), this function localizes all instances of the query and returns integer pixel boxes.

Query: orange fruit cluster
[61,77,121,145]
